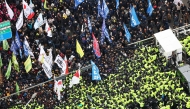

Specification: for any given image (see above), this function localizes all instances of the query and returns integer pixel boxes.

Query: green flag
[5,60,12,79]
[3,40,9,50]
[0,54,3,68]
[12,54,19,72]
[16,82,20,95]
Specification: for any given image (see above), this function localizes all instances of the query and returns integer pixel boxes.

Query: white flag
[16,10,24,30]
[38,45,47,63]
[69,69,80,88]
[24,38,34,57]
[5,0,14,19]
[29,0,34,8]
[54,55,66,71]
[23,0,35,19]
[34,13,44,30]
[45,21,52,37]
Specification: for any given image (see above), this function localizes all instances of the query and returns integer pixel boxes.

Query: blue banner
[97,0,103,17]
[23,43,29,57]
[88,17,92,33]
[10,40,18,55]
[147,0,154,16]
[116,0,119,9]
[130,5,140,27]
[123,23,131,42]
[102,0,109,19]
[101,19,112,43]
[74,0,84,8]
[91,60,101,80]
[15,30,21,48]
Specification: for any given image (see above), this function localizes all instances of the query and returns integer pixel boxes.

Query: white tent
[154,29,183,62]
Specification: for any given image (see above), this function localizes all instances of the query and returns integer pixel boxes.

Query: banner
[42,60,52,79]
[91,60,101,80]
[54,55,66,71]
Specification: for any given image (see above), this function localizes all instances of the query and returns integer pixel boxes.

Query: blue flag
[88,17,92,33]
[91,60,101,80]
[102,19,112,43]
[116,0,119,9]
[97,0,103,17]
[23,43,29,57]
[15,31,21,48]
[10,40,18,55]
[74,0,84,8]
[102,0,109,19]
[147,0,154,16]
[123,23,131,42]
[130,5,140,27]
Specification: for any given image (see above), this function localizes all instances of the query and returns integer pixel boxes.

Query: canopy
[154,29,182,53]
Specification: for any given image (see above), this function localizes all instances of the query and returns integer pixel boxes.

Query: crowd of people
[0,0,190,108]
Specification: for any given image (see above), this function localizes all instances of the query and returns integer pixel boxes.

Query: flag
[10,40,18,55]
[45,21,52,37]
[97,0,104,17]
[147,0,154,16]
[24,55,32,73]
[102,0,109,19]
[29,0,34,8]
[45,48,53,68]
[44,0,49,9]
[15,82,20,95]
[91,60,101,80]
[3,40,9,50]
[92,33,101,58]
[74,0,84,8]
[130,5,140,27]
[5,0,14,19]
[5,59,12,79]
[116,0,119,9]
[23,0,35,20]
[19,48,23,59]
[123,23,131,42]
[23,42,29,57]
[12,54,19,72]
[38,45,47,63]
[76,40,84,58]
[88,17,92,33]
[56,80,64,100]
[23,38,34,57]
[101,19,112,43]
[0,54,3,68]
[42,60,52,79]
[16,10,23,30]
[69,69,80,88]
[64,56,69,75]
[15,31,21,48]
[34,13,44,30]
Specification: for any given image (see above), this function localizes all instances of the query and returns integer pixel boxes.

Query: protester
[0,0,189,108]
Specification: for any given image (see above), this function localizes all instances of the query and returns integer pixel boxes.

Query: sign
[42,61,52,79]
[54,55,66,71]
[0,21,12,41]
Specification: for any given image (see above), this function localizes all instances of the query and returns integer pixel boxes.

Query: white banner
[42,60,52,79]
[54,55,66,71]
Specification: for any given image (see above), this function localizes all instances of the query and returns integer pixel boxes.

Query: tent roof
[178,64,190,84]
[154,29,182,53]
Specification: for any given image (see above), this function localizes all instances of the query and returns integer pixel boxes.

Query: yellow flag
[12,54,19,72]
[3,40,9,50]
[76,40,84,58]
[24,56,32,73]
[44,0,49,10]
